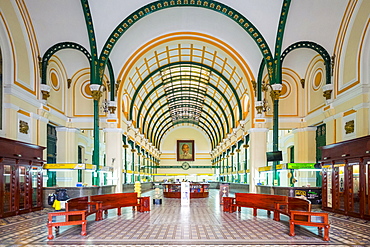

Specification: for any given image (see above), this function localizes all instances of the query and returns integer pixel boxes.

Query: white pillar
[56,127,79,163]
[103,128,123,192]
[248,128,268,193]
[292,127,317,163]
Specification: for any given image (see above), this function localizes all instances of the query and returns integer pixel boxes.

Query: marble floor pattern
[0,189,369,247]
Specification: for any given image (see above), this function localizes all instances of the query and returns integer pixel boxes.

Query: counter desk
[163,183,209,198]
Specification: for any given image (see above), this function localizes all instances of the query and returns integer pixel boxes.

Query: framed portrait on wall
[177,140,194,161]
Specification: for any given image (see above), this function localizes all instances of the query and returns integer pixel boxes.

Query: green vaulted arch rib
[129,62,242,123]
[77,0,293,171]
[281,41,332,85]
[41,42,92,85]
[152,115,218,149]
[145,104,224,146]
[140,91,232,141]
[139,91,230,143]
[97,0,274,83]
[155,120,216,150]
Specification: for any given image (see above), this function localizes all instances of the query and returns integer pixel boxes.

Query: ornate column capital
[89,84,103,101]
[40,84,51,100]
[323,84,333,100]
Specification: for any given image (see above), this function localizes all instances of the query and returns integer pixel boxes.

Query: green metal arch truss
[273,0,291,84]
[140,90,231,142]
[97,0,274,82]
[141,86,231,135]
[256,59,265,101]
[156,119,216,149]
[280,41,332,85]
[41,42,92,84]
[146,104,223,145]
[106,59,116,101]
[80,0,98,80]
[152,114,217,149]
[130,61,241,123]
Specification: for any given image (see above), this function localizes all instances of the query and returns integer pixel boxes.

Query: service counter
[163,183,209,198]
[256,185,322,204]
[43,182,154,207]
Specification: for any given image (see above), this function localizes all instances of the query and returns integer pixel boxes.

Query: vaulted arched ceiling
[117,37,252,150]
[24,0,350,152]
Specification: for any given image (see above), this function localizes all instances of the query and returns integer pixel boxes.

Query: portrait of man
[177,140,194,161]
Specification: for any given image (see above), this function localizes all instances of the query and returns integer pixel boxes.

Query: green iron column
[90,85,102,186]
[131,149,135,182]
[123,144,128,183]
[230,153,234,182]
[243,144,249,184]
[137,152,141,182]
[236,149,240,183]
[273,99,279,186]
[271,84,283,186]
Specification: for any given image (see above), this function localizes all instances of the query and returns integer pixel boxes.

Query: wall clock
[181,162,190,170]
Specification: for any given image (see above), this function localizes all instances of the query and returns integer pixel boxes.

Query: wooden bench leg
[230,204,235,213]
[274,212,280,221]
[289,221,295,236]
[253,208,257,217]
[81,220,87,236]
[323,225,330,241]
[47,223,54,240]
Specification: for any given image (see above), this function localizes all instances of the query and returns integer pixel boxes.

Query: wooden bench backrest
[90,193,138,209]
[66,196,89,211]
[287,197,311,212]
[235,193,287,210]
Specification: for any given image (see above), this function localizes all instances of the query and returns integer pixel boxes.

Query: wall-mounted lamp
[254,82,283,115]
[255,99,270,114]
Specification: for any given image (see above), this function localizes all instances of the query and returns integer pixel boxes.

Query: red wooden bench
[47,210,87,240]
[90,192,141,219]
[65,196,102,221]
[46,193,150,239]
[289,210,330,241]
[274,197,311,221]
[138,196,150,212]
[229,193,287,217]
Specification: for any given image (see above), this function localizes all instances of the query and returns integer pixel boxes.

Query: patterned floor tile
[0,189,369,246]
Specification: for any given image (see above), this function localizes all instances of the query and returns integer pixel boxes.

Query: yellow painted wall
[159,126,211,174]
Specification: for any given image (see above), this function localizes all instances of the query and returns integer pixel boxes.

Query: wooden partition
[320,135,370,220]
[0,137,45,218]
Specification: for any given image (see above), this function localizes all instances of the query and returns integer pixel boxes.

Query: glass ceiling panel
[160,64,211,125]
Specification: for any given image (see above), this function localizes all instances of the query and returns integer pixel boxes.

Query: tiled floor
[0,189,370,247]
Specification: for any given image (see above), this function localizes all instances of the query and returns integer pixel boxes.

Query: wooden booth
[319,135,370,220]
[0,137,45,218]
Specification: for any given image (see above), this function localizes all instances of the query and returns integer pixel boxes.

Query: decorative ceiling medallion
[278,81,290,99]
[312,69,323,91]
[81,81,93,99]
[50,70,60,91]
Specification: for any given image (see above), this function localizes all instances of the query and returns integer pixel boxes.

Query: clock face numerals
[182,162,190,170]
